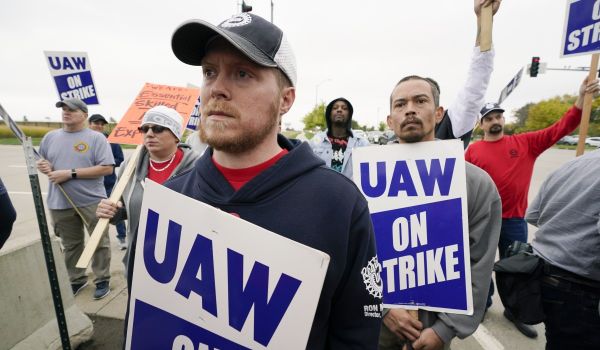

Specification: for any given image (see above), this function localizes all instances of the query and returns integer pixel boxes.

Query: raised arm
[447,0,501,139]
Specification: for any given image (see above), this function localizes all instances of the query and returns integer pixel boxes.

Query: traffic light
[242,1,252,12]
[530,57,540,77]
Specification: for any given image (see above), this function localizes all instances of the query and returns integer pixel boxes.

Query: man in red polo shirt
[465,76,600,338]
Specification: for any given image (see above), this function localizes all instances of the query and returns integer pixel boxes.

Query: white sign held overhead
[44,51,99,104]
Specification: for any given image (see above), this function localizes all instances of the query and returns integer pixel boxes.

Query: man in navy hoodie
[169,13,382,349]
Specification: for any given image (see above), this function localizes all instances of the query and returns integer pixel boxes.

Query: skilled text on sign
[108,83,199,145]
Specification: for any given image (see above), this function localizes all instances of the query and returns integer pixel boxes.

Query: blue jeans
[488,218,529,308]
[105,185,126,240]
[541,275,600,350]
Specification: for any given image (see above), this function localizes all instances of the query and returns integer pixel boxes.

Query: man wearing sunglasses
[37,98,115,300]
[96,105,198,291]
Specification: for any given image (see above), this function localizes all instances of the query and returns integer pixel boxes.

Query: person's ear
[279,87,296,115]
[434,106,444,124]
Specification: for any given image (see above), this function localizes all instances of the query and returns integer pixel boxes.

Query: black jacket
[0,178,16,249]
[166,135,382,349]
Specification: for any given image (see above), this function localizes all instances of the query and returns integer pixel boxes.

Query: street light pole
[271,0,274,23]
[315,79,331,105]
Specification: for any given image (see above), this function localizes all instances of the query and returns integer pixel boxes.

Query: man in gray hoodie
[379,75,501,350]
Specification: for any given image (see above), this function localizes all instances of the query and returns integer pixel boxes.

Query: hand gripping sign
[126,181,330,350]
[44,51,100,105]
[76,83,199,269]
[353,140,472,315]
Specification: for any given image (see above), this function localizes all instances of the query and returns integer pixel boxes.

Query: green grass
[0,125,56,138]
[0,137,43,146]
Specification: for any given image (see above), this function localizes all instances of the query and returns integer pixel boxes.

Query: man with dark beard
[465,77,600,338]
[311,98,370,178]
[168,13,381,349]
[379,75,501,350]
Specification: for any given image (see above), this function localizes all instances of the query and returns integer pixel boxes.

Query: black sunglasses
[138,125,168,134]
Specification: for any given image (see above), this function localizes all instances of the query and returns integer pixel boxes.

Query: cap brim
[481,108,505,119]
[56,101,77,110]
[171,19,277,69]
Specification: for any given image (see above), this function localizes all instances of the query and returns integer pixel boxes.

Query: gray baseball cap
[171,13,297,87]
[56,98,88,113]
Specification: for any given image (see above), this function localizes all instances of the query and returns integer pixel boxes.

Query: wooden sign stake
[76,144,143,268]
[479,4,493,52]
[576,53,599,157]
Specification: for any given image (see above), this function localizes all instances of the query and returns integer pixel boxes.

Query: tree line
[301,96,600,137]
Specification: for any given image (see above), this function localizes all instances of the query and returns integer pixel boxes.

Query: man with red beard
[168,13,382,349]
[465,77,600,338]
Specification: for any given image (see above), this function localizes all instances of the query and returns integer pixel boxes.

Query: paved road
[0,144,589,349]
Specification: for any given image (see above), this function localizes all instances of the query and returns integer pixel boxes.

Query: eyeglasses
[138,125,168,134]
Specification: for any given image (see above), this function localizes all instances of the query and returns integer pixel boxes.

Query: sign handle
[576,53,600,157]
[23,137,72,350]
[76,144,143,268]
[479,3,493,52]
[57,185,89,226]
[0,103,88,225]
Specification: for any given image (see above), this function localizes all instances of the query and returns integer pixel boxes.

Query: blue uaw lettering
[567,0,600,52]
[171,335,219,350]
[382,245,460,292]
[142,209,302,347]
[228,249,302,346]
[360,158,456,197]
[47,56,87,71]
[174,233,218,317]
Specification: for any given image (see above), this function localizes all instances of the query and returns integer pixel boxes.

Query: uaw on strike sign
[44,51,99,104]
[353,140,472,314]
[562,0,600,57]
[126,181,330,349]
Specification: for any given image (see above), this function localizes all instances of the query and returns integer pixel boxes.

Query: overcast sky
[0,0,594,129]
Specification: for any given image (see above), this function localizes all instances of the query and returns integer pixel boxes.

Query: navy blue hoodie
[166,135,382,349]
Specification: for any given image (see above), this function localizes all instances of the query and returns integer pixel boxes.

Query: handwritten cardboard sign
[108,83,200,145]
